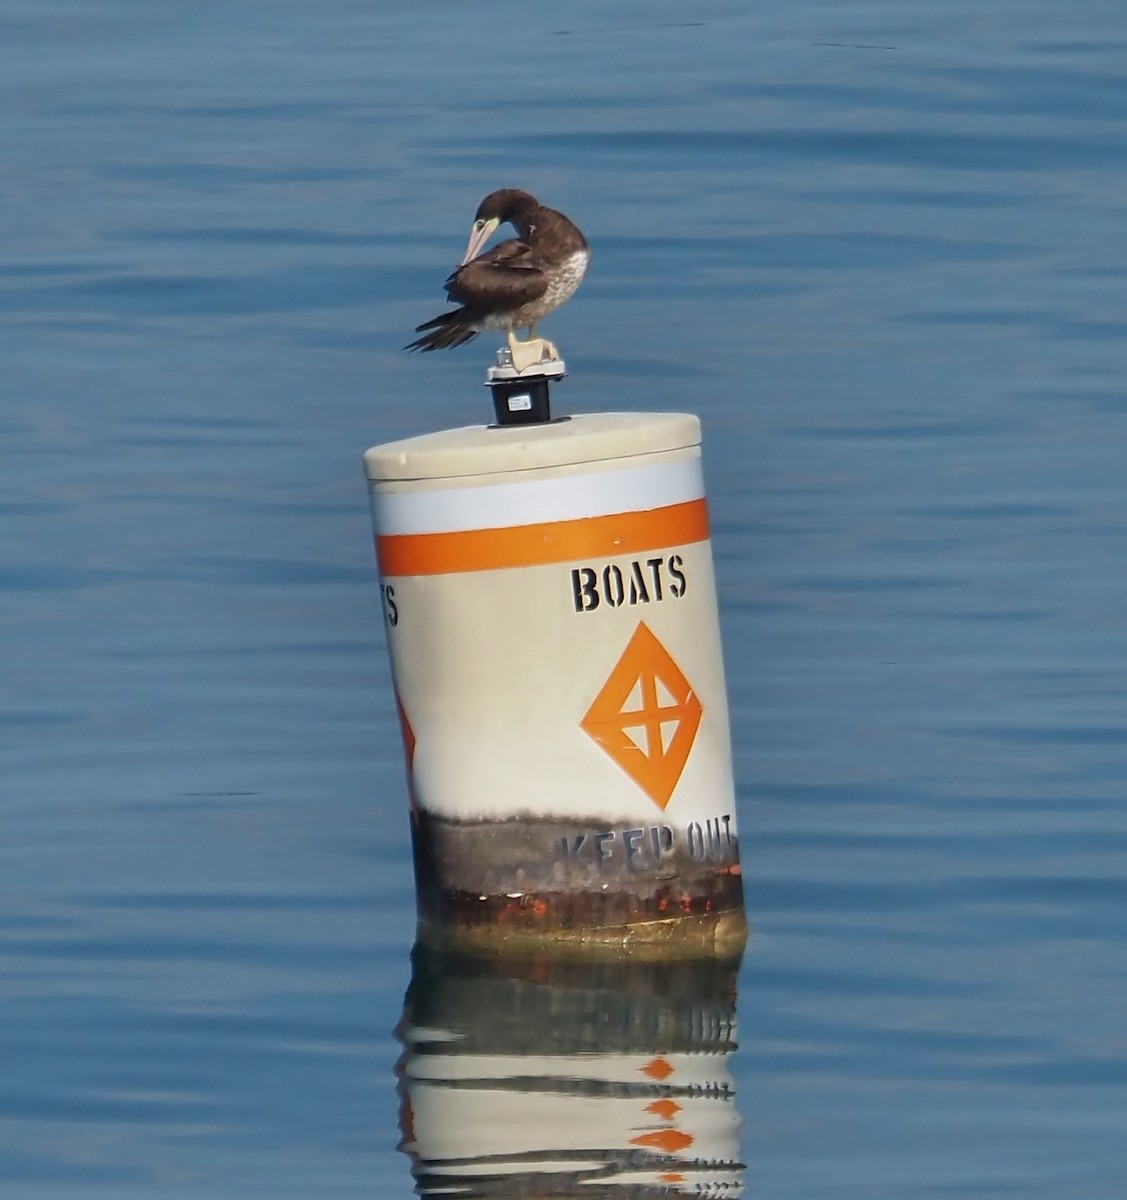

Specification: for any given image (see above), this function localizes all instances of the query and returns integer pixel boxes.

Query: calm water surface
[4,0,1127,1196]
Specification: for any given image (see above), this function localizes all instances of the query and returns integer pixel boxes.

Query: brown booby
[405,188,589,371]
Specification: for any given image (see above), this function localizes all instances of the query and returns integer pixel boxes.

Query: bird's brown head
[476,187,538,222]
[461,189,540,264]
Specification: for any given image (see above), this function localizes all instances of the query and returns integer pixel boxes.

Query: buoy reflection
[395,943,745,1197]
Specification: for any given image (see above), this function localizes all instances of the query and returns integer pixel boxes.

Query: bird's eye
[474,219,486,232]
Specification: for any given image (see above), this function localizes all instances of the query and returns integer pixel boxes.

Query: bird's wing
[444,239,547,310]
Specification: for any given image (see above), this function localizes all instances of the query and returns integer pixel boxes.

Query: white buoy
[364,408,745,954]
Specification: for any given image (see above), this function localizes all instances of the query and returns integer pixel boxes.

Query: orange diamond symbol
[395,690,418,811]
[581,623,703,810]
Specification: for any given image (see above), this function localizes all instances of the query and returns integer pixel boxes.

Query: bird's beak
[461,217,500,265]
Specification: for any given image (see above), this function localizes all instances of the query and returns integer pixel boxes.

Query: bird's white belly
[538,249,590,311]
[479,249,590,332]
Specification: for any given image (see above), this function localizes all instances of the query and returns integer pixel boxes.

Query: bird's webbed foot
[507,330,561,373]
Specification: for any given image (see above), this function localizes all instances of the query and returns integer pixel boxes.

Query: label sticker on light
[508,394,532,411]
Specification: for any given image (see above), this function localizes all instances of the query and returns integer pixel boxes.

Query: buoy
[364,374,746,955]
[396,942,745,1193]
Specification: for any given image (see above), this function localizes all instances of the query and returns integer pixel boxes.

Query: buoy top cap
[364,412,702,484]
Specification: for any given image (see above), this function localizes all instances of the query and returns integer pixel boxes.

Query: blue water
[4,0,1127,1195]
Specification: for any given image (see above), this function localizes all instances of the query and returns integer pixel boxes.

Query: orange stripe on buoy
[376,498,710,577]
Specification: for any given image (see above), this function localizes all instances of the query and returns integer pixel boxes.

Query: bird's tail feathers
[404,310,479,352]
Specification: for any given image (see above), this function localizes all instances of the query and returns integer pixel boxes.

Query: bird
[405,188,589,372]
